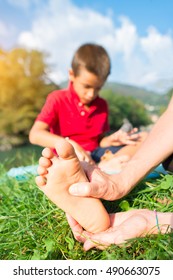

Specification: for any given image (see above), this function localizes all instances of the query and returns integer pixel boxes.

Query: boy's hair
[71,43,111,81]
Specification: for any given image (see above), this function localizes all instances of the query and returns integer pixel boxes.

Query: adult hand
[69,162,126,200]
[66,209,154,251]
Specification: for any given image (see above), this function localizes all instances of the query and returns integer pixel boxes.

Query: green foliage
[100,90,151,130]
[102,81,169,106]
[167,87,173,100]
[156,87,173,116]
[0,48,58,146]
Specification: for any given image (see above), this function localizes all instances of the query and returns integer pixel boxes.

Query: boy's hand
[110,128,140,146]
[67,139,95,164]
[75,149,95,164]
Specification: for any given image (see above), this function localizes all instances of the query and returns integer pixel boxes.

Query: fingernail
[69,184,89,196]
[69,185,78,195]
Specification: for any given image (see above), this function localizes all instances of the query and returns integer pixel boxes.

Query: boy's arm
[29,121,62,148]
[29,121,95,163]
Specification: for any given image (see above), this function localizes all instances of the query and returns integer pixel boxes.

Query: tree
[167,87,173,100]
[0,48,58,148]
[100,89,151,131]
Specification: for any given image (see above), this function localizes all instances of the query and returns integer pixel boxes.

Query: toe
[35,175,47,187]
[37,165,48,176]
[42,147,54,158]
[54,138,76,160]
[39,156,52,167]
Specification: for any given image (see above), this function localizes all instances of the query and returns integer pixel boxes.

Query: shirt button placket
[80,111,85,116]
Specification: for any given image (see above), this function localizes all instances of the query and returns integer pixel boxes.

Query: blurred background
[0,0,172,168]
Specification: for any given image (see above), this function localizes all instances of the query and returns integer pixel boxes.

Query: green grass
[0,144,42,169]
[0,151,173,260]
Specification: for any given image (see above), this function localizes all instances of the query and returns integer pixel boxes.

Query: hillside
[60,80,169,106]
[102,81,169,106]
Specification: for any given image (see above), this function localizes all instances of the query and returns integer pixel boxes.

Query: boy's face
[69,68,105,106]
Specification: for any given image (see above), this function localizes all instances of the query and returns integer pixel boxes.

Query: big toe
[55,138,77,160]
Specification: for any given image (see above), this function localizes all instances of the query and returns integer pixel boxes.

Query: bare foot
[36,138,110,233]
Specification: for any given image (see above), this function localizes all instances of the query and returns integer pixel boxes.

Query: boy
[29,43,141,164]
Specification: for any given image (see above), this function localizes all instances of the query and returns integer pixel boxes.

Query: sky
[0,0,173,93]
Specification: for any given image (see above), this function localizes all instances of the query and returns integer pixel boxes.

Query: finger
[84,214,148,251]
[84,239,109,251]
[129,134,140,140]
[66,213,81,229]
[122,140,137,146]
[69,176,119,200]
[130,127,138,134]
[83,225,134,251]
[83,233,111,251]
[81,161,98,174]
[69,182,92,197]
[89,159,95,165]
[69,181,104,198]
[66,213,86,242]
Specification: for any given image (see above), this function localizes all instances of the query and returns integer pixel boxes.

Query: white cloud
[0,20,17,49]
[113,16,138,58]
[17,0,173,92]
[139,27,173,91]
[18,0,117,83]
[0,21,8,37]
[140,27,173,78]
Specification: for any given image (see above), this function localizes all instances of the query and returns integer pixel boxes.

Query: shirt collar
[68,82,80,100]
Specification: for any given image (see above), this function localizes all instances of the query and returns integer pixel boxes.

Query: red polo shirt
[36,82,109,152]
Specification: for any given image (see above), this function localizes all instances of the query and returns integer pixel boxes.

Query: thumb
[69,181,103,198]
